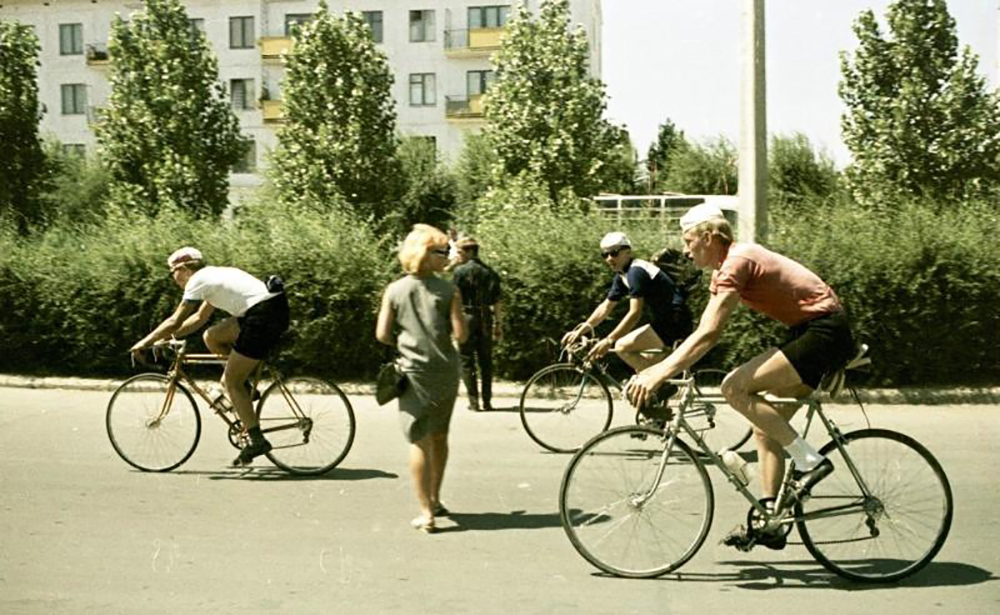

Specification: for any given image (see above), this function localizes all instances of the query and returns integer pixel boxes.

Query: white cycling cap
[679,203,727,231]
[167,246,203,270]
[599,231,631,251]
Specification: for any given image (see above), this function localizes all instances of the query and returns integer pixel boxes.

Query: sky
[601,0,999,167]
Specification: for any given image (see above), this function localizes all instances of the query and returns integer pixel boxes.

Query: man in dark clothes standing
[452,237,503,412]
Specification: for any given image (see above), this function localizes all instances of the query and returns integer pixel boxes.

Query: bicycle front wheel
[519,363,614,453]
[560,426,714,578]
[795,428,953,583]
[257,377,356,475]
[106,374,201,472]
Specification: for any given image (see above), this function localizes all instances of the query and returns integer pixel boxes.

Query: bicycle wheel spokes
[257,377,356,475]
[796,429,953,583]
[560,426,714,578]
[519,364,613,453]
[105,374,201,472]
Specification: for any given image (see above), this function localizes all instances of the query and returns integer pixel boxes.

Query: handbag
[376,360,408,405]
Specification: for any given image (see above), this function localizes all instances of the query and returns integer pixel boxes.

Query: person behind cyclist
[451,236,503,412]
[129,247,290,467]
[624,204,854,550]
[562,231,693,373]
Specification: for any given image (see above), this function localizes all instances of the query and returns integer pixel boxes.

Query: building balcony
[261,99,286,123]
[444,27,504,57]
[85,43,109,66]
[260,36,294,61]
[445,95,485,120]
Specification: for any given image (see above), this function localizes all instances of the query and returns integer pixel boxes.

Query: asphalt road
[1,386,998,614]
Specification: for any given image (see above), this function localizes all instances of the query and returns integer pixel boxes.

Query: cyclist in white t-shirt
[130,247,290,467]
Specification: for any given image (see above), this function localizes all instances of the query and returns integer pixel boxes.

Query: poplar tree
[268,2,402,217]
[485,0,622,203]
[0,21,45,233]
[839,0,1000,205]
[98,0,248,217]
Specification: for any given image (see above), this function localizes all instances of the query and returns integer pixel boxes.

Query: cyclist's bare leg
[721,348,813,496]
[204,317,239,356]
[223,350,261,430]
[614,325,665,371]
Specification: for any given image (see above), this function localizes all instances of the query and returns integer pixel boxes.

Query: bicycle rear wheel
[106,374,201,472]
[257,377,356,475]
[519,363,614,453]
[560,426,714,578]
[691,368,752,453]
[795,428,953,583]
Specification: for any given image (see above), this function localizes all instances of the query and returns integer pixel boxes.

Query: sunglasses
[601,247,625,258]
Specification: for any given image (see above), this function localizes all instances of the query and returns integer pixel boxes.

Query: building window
[230,79,254,111]
[63,144,86,157]
[467,70,495,96]
[189,18,205,42]
[362,11,383,43]
[229,16,255,49]
[285,13,313,36]
[409,10,435,43]
[469,5,511,29]
[409,73,436,106]
[59,23,83,55]
[232,140,257,173]
[61,84,87,115]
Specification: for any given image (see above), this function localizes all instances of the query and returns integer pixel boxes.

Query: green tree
[0,21,45,234]
[768,132,840,210]
[485,0,623,203]
[646,119,687,192]
[388,137,457,233]
[269,3,402,216]
[601,126,641,195]
[454,131,498,211]
[37,140,112,227]
[98,0,248,218]
[839,0,1000,206]
[662,136,738,195]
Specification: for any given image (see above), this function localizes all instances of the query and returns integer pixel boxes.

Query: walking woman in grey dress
[376,224,468,533]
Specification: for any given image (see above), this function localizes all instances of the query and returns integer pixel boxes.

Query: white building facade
[1,0,601,196]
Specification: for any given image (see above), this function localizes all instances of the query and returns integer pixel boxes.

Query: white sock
[784,436,823,471]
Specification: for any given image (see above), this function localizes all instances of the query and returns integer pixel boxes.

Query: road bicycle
[106,339,356,475]
[518,337,752,454]
[559,345,954,582]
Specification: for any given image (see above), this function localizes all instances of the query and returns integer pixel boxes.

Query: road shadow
[167,467,398,482]
[594,559,996,590]
[434,509,563,533]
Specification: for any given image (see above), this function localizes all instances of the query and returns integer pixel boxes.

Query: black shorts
[650,307,694,347]
[234,293,290,360]
[781,311,854,389]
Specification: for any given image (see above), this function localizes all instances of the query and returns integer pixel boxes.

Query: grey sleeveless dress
[385,274,461,442]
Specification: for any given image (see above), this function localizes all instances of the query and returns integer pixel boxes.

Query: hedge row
[1,198,997,386]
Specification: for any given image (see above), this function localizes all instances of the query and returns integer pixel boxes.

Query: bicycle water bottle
[721,449,751,486]
[209,385,233,413]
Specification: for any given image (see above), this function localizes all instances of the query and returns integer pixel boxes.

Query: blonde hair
[398,224,449,274]
[687,217,734,246]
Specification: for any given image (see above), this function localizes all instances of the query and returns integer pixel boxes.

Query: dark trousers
[459,312,493,407]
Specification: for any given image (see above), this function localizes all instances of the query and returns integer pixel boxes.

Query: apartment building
[0,0,602,197]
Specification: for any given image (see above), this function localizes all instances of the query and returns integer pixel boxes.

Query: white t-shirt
[182,266,276,317]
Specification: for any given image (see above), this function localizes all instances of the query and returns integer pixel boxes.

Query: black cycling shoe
[790,458,834,501]
[722,524,787,552]
[232,438,272,467]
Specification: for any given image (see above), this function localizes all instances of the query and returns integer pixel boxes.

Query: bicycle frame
[640,373,875,533]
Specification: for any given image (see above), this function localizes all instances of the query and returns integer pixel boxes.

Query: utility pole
[739,0,767,243]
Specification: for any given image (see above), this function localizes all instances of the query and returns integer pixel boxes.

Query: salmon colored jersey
[709,243,841,326]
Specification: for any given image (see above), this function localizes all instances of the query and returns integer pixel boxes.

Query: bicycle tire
[257,376,356,475]
[560,425,714,578]
[106,373,201,472]
[691,368,753,452]
[795,428,953,583]
[519,363,614,453]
